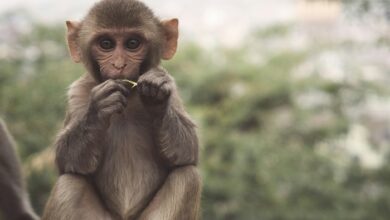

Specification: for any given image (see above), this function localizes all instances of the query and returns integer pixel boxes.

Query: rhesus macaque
[42,0,201,220]
[0,119,39,220]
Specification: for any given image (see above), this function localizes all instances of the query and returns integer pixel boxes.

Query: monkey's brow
[93,30,148,42]
[96,28,146,36]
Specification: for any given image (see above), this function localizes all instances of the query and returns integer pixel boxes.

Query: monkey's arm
[56,77,130,174]
[55,110,105,175]
[138,85,202,220]
[138,68,199,167]
[155,95,199,167]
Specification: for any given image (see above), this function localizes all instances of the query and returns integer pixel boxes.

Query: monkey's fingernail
[122,79,138,89]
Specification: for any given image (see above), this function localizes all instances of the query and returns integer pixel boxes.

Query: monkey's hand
[87,79,131,126]
[137,67,174,108]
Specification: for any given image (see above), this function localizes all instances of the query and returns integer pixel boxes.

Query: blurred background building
[298,0,341,24]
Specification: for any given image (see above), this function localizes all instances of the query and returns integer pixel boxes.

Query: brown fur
[42,0,201,219]
[0,119,39,220]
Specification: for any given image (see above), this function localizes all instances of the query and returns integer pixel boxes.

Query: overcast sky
[0,0,296,46]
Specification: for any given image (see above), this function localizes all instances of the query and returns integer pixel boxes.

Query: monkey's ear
[66,20,82,63]
[161,18,179,60]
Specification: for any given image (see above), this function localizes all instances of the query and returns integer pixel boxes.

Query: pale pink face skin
[91,29,148,81]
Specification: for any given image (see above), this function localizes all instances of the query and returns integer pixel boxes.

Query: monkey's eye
[126,38,141,50]
[99,38,115,50]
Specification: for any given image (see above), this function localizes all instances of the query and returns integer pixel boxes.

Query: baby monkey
[42,0,201,219]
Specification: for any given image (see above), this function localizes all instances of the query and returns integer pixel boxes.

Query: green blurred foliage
[1,9,390,220]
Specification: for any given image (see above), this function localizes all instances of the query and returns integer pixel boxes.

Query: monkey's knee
[169,166,201,219]
[47,174,91,203]
[138,166,201,220]
[43,174,111,220]
[171,165,201,189]
[42,174,87,219]
[169,165,202,205]
[52,173,89,192]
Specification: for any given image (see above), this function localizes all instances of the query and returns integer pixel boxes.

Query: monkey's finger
[149,81,164,100]
[99,103,125,117]
[101,81,130,98]
[156,83,171,101]
[150,75,171,88]
[116,81,132,97]
[100,93,127,109]
[141,67,168,80]
[138,82,152,97]
[98,91,127,109]
[149,83,158,98]
[91,79,112,97]
[93,80,117,99]
[138,72,170,86]
[94,80,129,100]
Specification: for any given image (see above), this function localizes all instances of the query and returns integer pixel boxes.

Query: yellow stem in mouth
[122,79,138,88]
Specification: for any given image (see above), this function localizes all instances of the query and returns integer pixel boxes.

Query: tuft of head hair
[88,0,159,29]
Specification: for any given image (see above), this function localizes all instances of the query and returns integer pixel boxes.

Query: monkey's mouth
[102,71,139,82]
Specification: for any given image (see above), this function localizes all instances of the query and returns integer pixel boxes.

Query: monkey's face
[90,30,148,81]
[65,0,179,83]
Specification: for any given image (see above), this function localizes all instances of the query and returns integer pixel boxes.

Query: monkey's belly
[94,127,168,219]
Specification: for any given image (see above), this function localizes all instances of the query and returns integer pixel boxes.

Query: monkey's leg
[42,174,112,220]
[137,165,201,220]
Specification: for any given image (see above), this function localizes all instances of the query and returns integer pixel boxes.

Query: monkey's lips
[102,71,139,81]
[104,71,124,79]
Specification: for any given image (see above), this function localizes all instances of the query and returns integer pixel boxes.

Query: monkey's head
[66,0,178,82]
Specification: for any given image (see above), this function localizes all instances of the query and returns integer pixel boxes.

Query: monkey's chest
[94,118,168,218]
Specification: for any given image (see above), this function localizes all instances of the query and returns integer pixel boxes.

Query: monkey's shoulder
[67,74,96,99]
[66,74,96,114]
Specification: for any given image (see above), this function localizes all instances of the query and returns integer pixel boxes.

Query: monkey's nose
[112,63,127,70]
